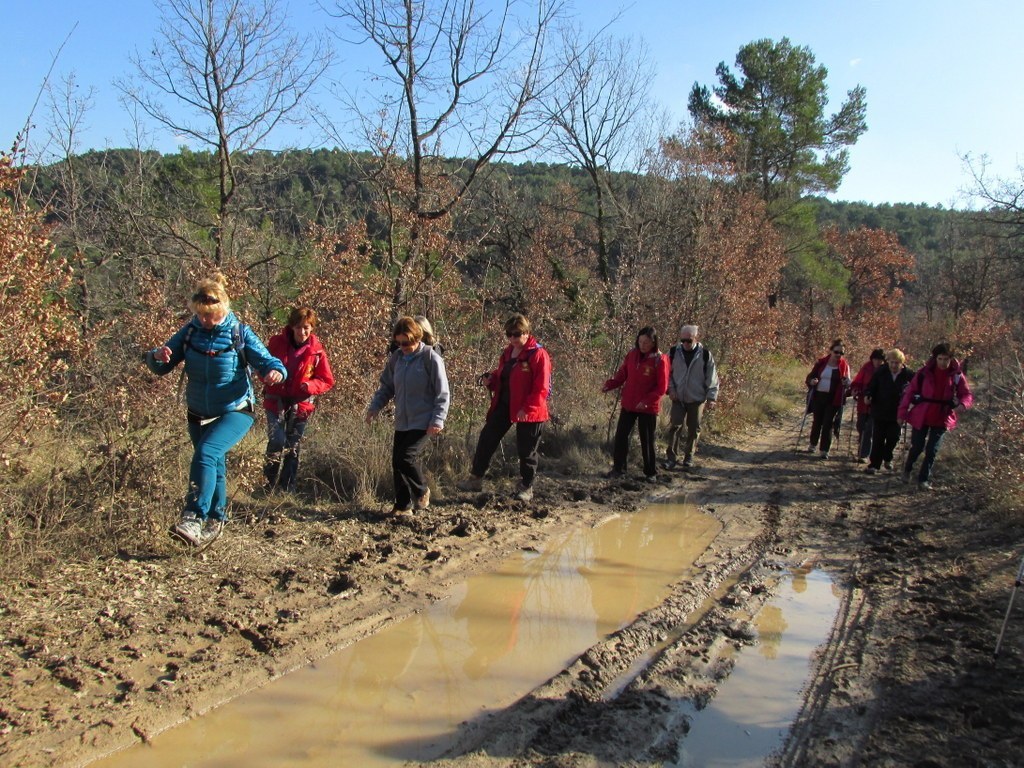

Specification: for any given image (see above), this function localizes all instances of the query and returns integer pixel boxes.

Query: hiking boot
[806,444,817,453]
[169,512,202,548]
[457,475,483,492]
[604,468,623,479]
[864,466,878,475]
[199,518,224,548]
[644,474,659,484]
[856,457,866,464]
[662,459,678,470]
[682,455,694,468]
[883,460,893,471]
[919,480,933,491]
[820,452,829,460]
[390,502,413,514]
[514,483,534,502]
[414,487,431,511]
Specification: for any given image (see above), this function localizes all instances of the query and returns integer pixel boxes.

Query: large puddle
[95,499,722,767]
[673,566,840,767]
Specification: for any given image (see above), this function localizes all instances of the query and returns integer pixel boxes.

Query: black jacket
[866,365,914,422]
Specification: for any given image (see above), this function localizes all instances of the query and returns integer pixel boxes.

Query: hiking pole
[795,387,812,450]
[994,551,1024,658]
[895,422,909,468]
[846,403,856,456]
[795,409,809,450]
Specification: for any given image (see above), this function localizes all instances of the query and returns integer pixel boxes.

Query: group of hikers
[145,273,971,550]
[804,339,973,489]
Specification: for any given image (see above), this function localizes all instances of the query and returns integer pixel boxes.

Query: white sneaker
[170,512,202,547]
[199,518,224,548]
[514,484,534,502]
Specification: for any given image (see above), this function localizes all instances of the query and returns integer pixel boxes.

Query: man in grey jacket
[664,324,719,469]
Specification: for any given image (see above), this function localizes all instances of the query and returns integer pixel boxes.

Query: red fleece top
[603,348,670,414]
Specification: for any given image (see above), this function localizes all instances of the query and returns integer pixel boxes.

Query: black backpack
[670,343,710,375]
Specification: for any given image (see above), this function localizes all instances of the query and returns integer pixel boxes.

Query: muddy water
[96,499,720,767]
[673,567,840,767]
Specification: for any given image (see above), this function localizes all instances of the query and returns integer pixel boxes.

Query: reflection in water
[94,500,720,768]
[674,569,839,768]
[755,605,787,660]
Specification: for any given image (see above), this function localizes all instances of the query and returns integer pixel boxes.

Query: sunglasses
[831,350,844,355]
[507,331,524,338]
[192,293,220,305]
[680,338,694,344]
[395,338,416,348]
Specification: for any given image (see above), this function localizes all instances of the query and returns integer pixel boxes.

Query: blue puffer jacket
[146,312,287,417]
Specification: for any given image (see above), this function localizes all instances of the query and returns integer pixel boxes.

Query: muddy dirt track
[2,409,1023,767]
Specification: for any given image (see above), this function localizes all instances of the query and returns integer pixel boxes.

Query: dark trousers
[868,418,902,469]
[856,411,874,459]
[904,426,947,482]
[612,410,658,477]
[393,429,429,508]
[264,410,308,491]
[809,391,840,453]
[471,411,543,488]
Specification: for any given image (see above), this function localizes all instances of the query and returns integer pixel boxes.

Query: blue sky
[5,0,1023,207]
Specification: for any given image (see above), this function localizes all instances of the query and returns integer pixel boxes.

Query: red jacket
[850,360,881,415]
[806,355,851,407]
[603,348,669,414]
[486,336,551,423]
[262,329,335,419]
[898,357,973,430]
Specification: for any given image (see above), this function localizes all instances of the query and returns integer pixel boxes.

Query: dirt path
[2,411,1022,767]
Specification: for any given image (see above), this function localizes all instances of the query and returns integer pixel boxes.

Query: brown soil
[2,411,1023,767]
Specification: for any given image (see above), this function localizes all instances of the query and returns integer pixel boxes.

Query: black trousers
[809,391,840,452]
[471,411,543,488]
[868,418,902,469]
[392,429,429,508]
[612,410,658,476]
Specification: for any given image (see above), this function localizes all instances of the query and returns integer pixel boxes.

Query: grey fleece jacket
[368,344,450,431]
[667,342,720,403]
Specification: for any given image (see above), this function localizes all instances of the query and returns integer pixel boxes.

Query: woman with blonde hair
[146,274,286,548]
[863,348,913,474]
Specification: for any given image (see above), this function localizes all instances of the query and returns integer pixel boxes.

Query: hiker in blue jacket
[146,273,286,549]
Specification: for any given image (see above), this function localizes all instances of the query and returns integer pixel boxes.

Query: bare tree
[541,27,655,313]
[42,72,104,327]
[119,0,332,265]
[321,0,567,316]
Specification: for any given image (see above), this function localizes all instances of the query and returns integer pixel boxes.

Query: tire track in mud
[432,420,802,766]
